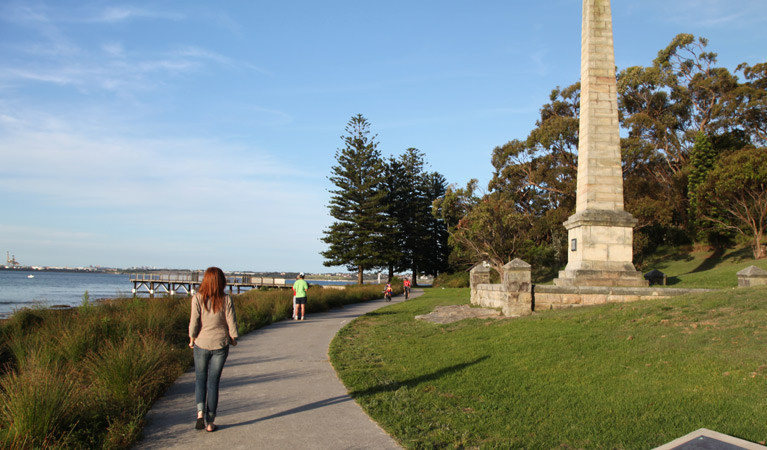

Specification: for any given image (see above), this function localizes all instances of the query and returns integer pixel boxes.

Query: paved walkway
[136,289,421,450]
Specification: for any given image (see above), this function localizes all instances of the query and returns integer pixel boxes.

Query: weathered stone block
[470,262,491,288]
[737,265,767,287]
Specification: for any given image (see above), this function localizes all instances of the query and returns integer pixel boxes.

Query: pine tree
[422,171,450,276]
[688,131,720,240]
[385,149,449,284]
[321,114,393,284]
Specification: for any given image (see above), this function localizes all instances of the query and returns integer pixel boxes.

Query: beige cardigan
[189,293,239,350]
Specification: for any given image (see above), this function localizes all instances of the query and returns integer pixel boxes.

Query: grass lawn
[643,246,767,288]
[330,286,767,449]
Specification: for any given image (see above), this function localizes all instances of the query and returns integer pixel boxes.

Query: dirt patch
[415,304,503,324]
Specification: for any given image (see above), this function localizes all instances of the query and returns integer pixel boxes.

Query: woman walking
[189,267,239,432]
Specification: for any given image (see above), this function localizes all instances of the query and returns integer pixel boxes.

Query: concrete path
[136,289,422,450]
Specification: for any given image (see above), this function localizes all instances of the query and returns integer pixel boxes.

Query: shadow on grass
[685,246,754,275]
[688,247,725,274]
[665,276,682,286]
[365,311,399,317]
[721,246,754,263]
[350,355,490,398]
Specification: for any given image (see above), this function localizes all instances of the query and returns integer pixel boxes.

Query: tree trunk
[388,263,394,283]
[357,265,364,285]
[754,236,766,259]
[411,264,418,287]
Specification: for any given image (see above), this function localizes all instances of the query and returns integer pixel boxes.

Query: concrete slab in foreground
[654,428,767,450]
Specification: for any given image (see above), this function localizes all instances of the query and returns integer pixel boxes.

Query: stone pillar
[554,0,647,288]
[470,263,491,288]
[470,262,492,309]
[503,258,531,292]
[502,259,532,316]
[737,265,767,287]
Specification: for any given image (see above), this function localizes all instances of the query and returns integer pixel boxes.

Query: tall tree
[385,149,449,283]
[687,132,719,238]
[421,171,450,277]
[447,191,540,279]
[736,62,767,146]
[432,180,481,271]
[322,114,392,284]
[696,147,767,259]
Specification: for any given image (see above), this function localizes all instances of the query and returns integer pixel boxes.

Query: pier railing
[129,273,290,295]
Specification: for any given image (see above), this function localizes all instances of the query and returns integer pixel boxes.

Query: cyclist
[384,282,393,302]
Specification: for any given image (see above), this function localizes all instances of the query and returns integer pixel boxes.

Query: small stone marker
[736,265,767,287]
[653,428,767,450]
[644,269,667,286]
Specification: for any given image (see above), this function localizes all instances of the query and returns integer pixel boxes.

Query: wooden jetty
[129,273,291,296]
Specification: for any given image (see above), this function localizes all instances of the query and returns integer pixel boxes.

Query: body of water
[0,270,359,318]
[0,270,132,317]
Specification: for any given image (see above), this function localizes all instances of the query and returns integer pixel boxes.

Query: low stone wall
[470,259,534,316]
[533,284,711,310]
[470,259,713,316]
[472,283,506,309]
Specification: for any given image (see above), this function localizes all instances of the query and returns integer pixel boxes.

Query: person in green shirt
[293,272,309,320]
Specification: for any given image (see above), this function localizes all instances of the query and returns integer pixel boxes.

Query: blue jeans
[194,345,229,423]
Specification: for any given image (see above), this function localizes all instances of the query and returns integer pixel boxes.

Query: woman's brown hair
[198,267,226,313]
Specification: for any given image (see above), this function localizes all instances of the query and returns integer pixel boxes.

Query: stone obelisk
[554,0,647,287]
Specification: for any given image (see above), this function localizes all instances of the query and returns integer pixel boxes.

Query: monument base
[554,268,648,287]
[555,209,648,288]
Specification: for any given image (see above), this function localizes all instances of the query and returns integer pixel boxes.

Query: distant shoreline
[0,267,386,282]
[0,266,119,274]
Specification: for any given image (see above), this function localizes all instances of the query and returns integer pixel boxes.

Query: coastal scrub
[0,282,389,449]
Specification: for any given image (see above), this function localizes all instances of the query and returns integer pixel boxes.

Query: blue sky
[1,0,765,273]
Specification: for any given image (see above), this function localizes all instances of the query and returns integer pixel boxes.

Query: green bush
[432,272,470,288]
[85,333,171,408]
[0,355,80,449]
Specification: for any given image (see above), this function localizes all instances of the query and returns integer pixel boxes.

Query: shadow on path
[226,395,353,428]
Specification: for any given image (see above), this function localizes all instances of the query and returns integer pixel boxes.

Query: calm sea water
[0,270,358,318]
[0,270,132,317]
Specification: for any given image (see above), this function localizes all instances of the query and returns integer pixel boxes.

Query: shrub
[0,355,80,449]
[0,283,386,449]
[433,272,470,288]
[85,333,172,410]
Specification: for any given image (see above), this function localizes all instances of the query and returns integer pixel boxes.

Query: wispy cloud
[0,121,294,209]
[0,44,252,94]
[0,3,264,95]
[0,108,330,258]
[101,42,125,58]
[87,6,184,23]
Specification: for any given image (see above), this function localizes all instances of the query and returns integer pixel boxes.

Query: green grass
[330,286,767,449]
[644,246,767,288]
[0,283,391,449]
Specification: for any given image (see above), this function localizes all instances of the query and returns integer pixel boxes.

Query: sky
[1,0,766,273]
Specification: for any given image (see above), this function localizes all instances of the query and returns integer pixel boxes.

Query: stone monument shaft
[576,0,624,213]
[554,0,647,287]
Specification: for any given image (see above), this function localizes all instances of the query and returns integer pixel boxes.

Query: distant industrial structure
[5,252,19,268]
